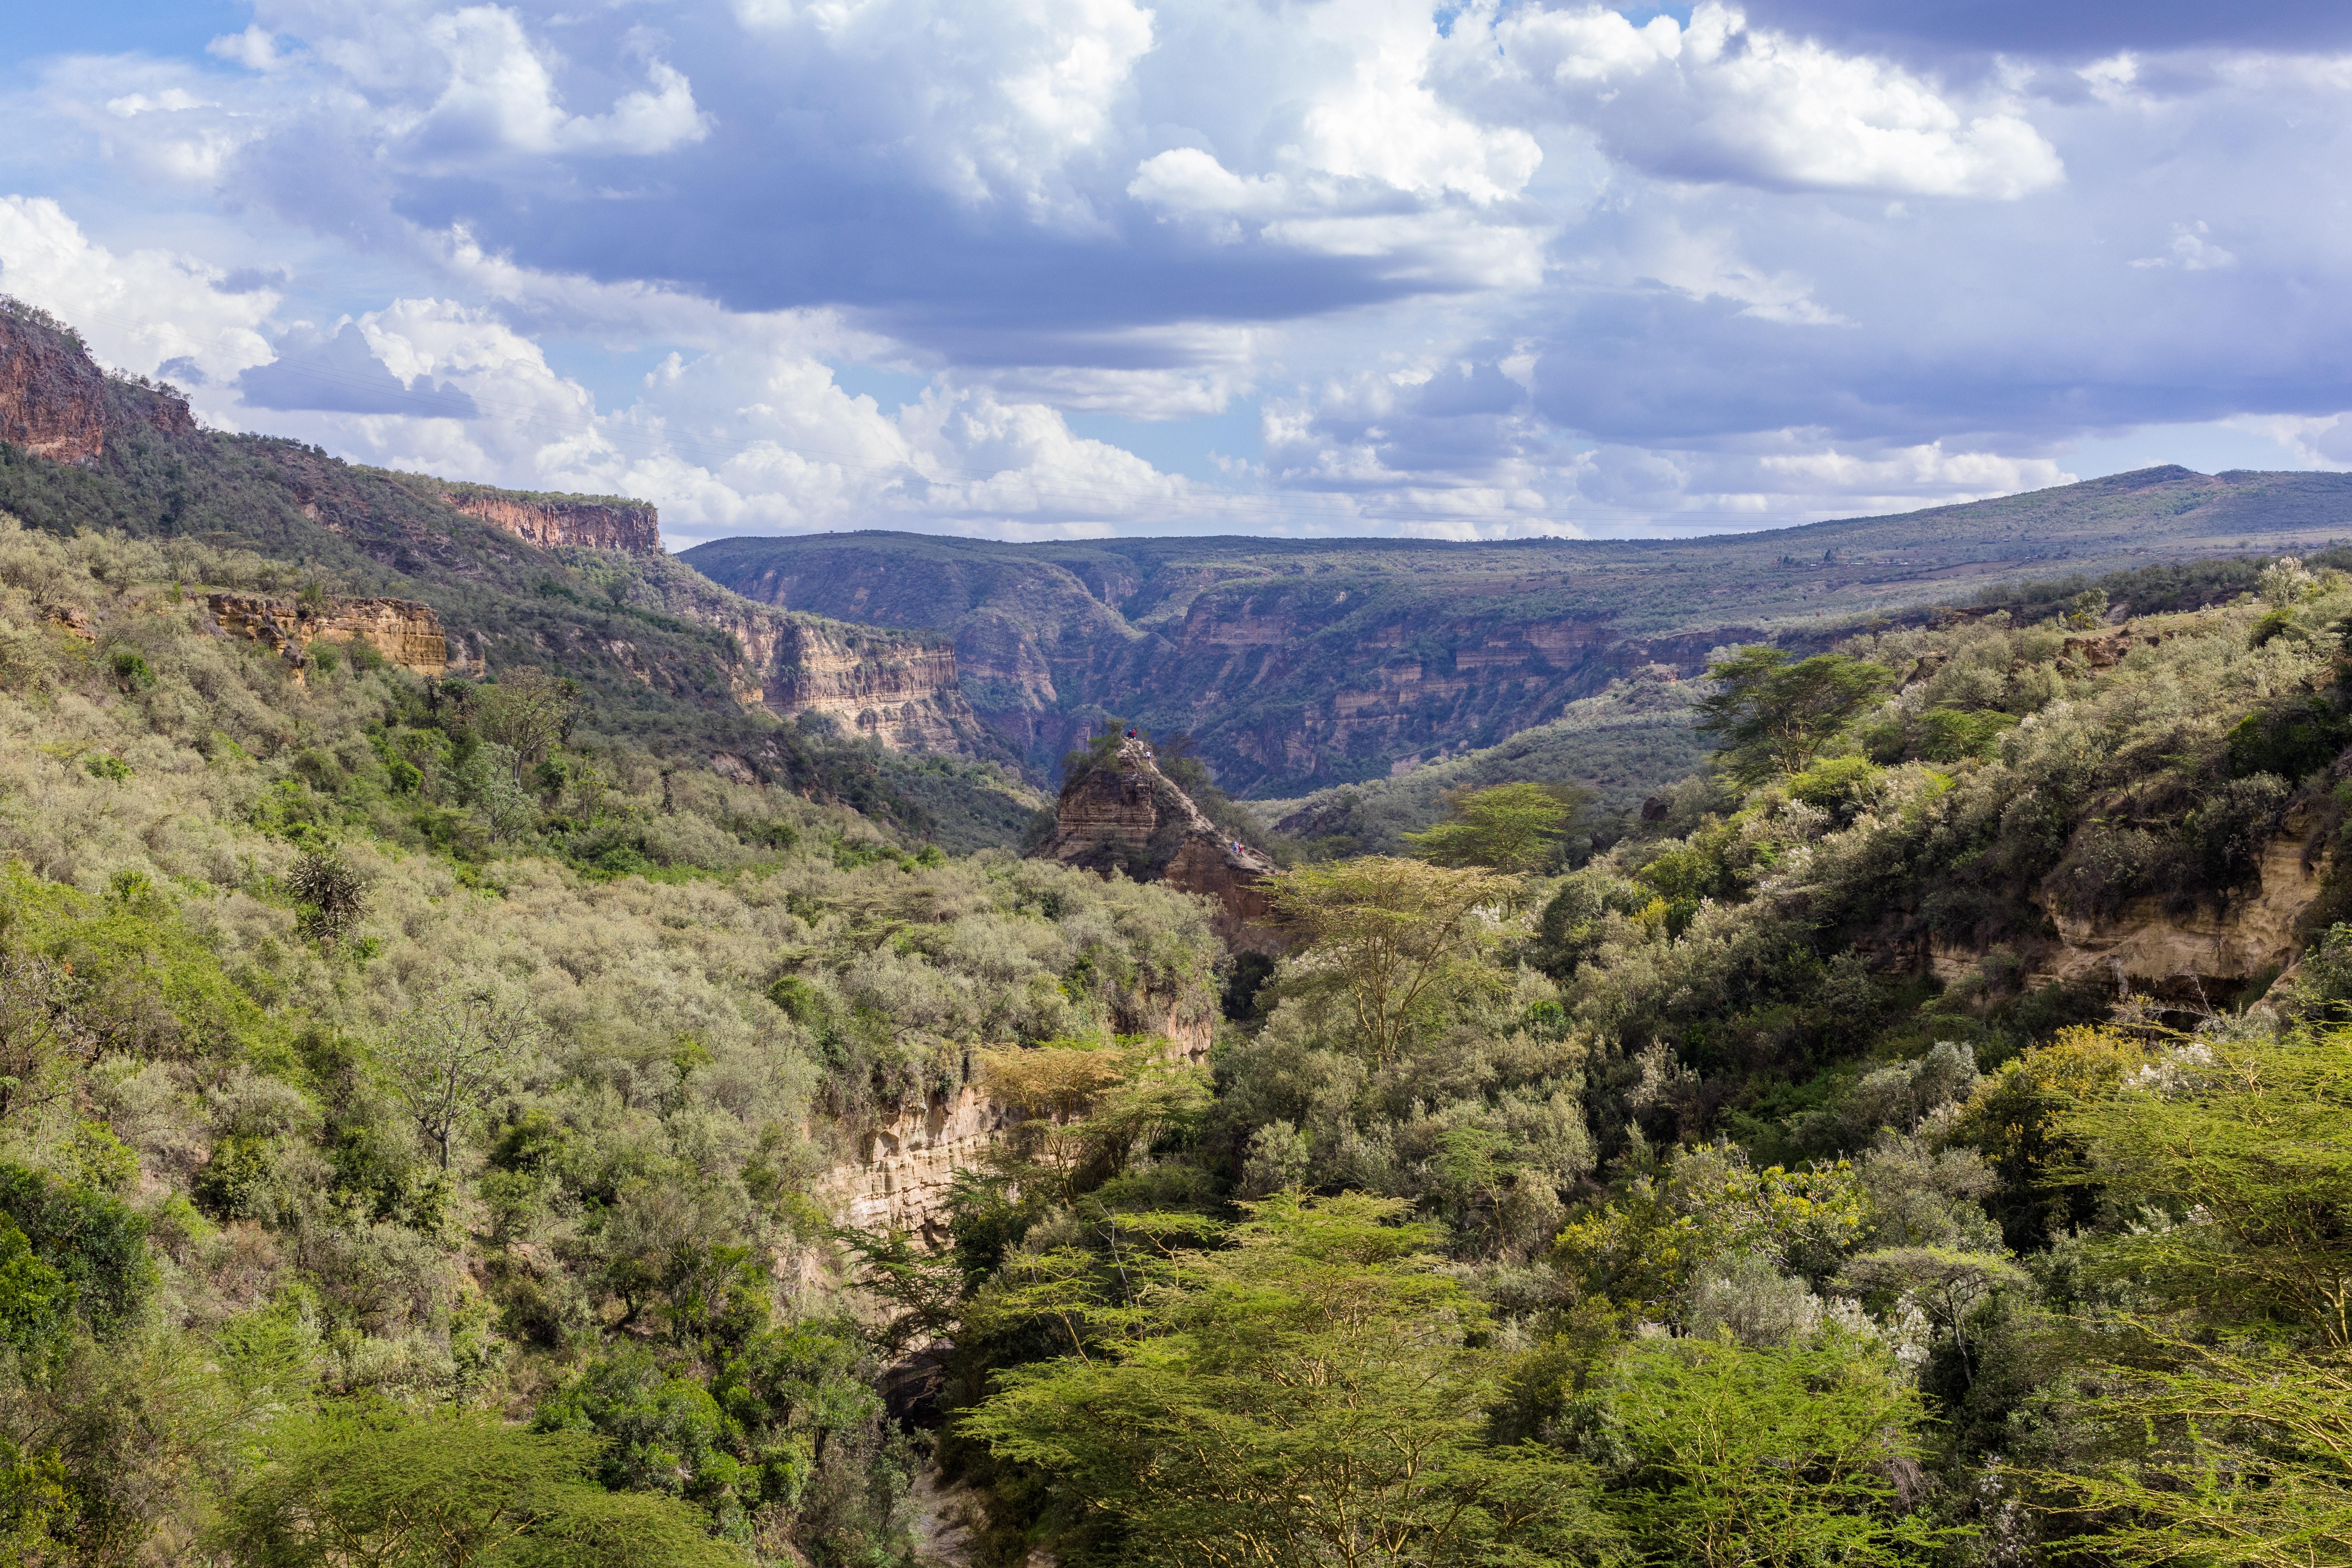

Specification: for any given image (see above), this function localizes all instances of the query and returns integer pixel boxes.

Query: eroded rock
[1038,736,1285,955]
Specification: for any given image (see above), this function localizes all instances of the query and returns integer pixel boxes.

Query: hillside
[685,468,2352,794]
[7,291,2352,1568]
[0,300,1034,849]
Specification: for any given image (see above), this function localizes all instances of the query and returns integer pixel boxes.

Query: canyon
[824,738,1266,1241]
[685,469,2352,796]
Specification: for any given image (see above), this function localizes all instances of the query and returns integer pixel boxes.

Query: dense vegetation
[0,308,1034,848]
[12,344,2352,1566]
[915,557,2352,1568]
[0,516,1219,1563]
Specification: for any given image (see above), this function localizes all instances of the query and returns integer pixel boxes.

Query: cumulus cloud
[0,197,277,403]
[237,322,480,416]
[7,0,2352,539]
[405,7,710,162]
[1477,2,2065,198]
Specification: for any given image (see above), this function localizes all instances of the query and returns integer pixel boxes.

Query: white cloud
[734,0,1154,218]
[2224,413,2352,468]
[1629,222,1850,326]
[0,197,277,406]
[2130,219,2235,270]
[1481,1,2065,199]
[408,6,710,160]
[207,26,294,73]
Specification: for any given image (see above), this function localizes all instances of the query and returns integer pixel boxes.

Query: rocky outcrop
[2040,819,2331,998]
[1,308,192,463]
[820,996,1216,1242]
[204,592,453,677]
[713,609,998,755]
[1039,736,1285,954]
[442,486,662,554]
[822,1085,1009,1242]
[1922,808,2335,1003]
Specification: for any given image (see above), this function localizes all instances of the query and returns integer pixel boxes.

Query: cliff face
[204,592,455,678]
[687,473,2352,795]
[0,311,192,463]
[441,487,662,553]
[1039,736,1285,954]
[696,604,1000,756]
[820,994,1217,1241]
[1918,806,2334,1003]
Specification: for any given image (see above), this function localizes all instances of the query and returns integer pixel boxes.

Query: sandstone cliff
[204,592,455,678]
[819,992,1217,1240]
[1920,805,2335,1004]
[1038,735,1284,954]
[734,615,980,752]
[1,307,192,462]
[441,485,661,553]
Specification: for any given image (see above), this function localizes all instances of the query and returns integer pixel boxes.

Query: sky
[4,2,2351,550]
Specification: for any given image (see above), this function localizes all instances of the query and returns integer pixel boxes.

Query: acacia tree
[2028,1027,2352,1565]
[2058,1029,2352,1350]
[471,667,580,784]
[1404,781,1589,877]
[1603,1334,1941,1568]
[219,1406,737,1567]
[1265,858,1510,1068]
[962,1193,1616,1568]
[1696,647,1890,784]
[379,984,547,1169]
[979,1038,1211,1200]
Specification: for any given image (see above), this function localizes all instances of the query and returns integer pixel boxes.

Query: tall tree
[379,984,547,1169]
[1404,781,1589,877]
[2031,1028,2352,1565]
[1696,648,1890,784]
[962,1192,1616,1568]
[1603,1335,1941,1568]
[1264,858,1509,1068]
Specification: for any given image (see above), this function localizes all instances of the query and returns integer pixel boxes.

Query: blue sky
[4,1,2348,548]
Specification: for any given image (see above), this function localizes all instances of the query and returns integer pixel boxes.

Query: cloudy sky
[6,1,2351,548]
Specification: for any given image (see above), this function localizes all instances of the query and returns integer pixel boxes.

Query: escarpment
[701,606,1001,757]
[205,592,457,677]
[1,307,193,462]
[440,484,662,553]
[2040,811,2332,999]
[1038,735,1285,955]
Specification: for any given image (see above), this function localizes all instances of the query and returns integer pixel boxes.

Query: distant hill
[0,300,1035,848]
[684,467,2352,795]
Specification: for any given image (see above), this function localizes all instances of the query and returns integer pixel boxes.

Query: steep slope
[1264,662,1710,851]
[0,301,1030,846]
[686,469,2352,794]
[1036,734,1284,955]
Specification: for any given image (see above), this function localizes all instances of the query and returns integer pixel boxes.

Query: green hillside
[0,309,1031,850]
[6,299,2352,1568]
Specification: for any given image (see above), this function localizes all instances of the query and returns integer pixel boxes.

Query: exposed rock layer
[204,592,453,678]
[686,471,2352,792]
[1922,807,2333,1002]
[0,312,192,462]
[442,488,662,553]
[1039,736,1285,955]
[820,998,1216,1241]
